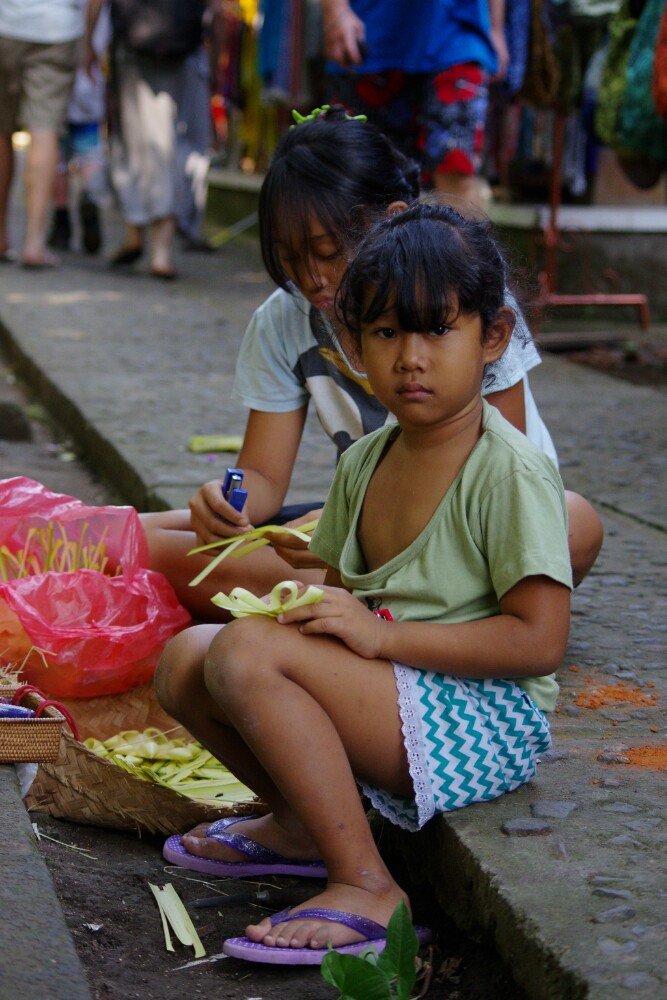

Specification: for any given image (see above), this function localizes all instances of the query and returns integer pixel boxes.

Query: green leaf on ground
[320,900,420,999]
[321,951,392,999]
[377,900,418,999]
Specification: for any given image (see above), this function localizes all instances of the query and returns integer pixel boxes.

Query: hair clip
[289,105,368,128]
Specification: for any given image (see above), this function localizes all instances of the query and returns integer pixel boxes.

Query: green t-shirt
[309,402,573,711]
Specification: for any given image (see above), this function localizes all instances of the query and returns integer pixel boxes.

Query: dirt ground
[4,330,665,1000]
[33,812,528,1000]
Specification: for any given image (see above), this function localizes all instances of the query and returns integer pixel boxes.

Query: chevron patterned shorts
[359,666,551,831]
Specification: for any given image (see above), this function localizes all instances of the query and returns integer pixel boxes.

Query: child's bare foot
[181,813,321,864]
[245,881,408,950]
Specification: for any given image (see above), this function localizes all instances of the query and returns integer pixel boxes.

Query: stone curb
[0,766,92,1000]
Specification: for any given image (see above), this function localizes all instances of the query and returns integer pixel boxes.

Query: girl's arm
[278,575,570,678]
[489,0,509,81]
[485,380,526,433]
[188,407,308,545]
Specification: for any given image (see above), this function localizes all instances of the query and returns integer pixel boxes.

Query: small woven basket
[24,683,265,836]
[0,686,65,763]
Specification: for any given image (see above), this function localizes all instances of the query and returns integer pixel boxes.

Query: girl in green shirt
[156,202,573,965]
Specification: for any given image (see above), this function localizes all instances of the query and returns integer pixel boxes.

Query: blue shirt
[326,0,497,76]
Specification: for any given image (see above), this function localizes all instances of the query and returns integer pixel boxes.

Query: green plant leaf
[376,901,418,1000]
[321,951,392,999]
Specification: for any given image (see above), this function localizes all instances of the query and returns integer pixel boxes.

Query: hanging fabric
[594,0,640,147]
[500,0,532,96]
[618,0,667,162]
[553,15,609,113]
[651,0,667,120]
[518,0,562,108]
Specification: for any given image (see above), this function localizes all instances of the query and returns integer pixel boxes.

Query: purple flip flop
[222,906,433,965]
[162,815,327,878]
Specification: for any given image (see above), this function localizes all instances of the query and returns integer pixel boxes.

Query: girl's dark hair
[338,202,508,343]
[259,105,421,290]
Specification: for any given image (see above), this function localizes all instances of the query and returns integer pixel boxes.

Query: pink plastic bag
[0,477,191,697]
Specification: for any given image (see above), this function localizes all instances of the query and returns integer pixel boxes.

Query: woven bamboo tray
[0,686,65,763]
[24,683,264,835]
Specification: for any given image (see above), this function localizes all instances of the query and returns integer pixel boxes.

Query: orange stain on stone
[623,745,667,770]
[574,681,659,711]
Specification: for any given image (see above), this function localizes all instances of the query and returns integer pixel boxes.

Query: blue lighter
[222,467,248,514]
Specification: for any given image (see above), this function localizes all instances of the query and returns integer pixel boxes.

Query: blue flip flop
[162,815,327,878]
[222,905,433,965]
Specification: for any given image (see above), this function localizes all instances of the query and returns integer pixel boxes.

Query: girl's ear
[386,200,408,217]
[483,307,515,363]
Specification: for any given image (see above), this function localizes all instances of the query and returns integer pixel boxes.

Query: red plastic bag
[0,477,191,697]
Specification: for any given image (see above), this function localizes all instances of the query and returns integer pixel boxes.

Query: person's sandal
[110,245,143,267]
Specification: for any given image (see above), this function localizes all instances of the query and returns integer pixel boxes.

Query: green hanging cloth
[594,0,638,148]
[618,0,667,160]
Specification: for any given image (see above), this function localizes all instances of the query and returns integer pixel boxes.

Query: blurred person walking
[95,0,213,279]
[175,42,217,253]
[0,0,87,268]
[48,1,111,256]
[321,0,508,210]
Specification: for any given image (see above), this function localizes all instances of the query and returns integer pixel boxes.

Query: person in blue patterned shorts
[321,0,509,207]
[155,202,573,964]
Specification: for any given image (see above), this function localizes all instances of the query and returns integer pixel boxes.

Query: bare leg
[22,129,60,264]
[202,616,412,949]
[155,622,321,861]
[566,491,604,586]
[433,170,492,215]
[149,215,176,275]
[0,133,15,254]
[52,161,68,209]
[116,222,144,252]
[140,509,324,620]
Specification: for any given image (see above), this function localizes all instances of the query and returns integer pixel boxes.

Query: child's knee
[154,623,218,713]
[204,616,279,696]
[566,491,604,585]
[154,632,189,712]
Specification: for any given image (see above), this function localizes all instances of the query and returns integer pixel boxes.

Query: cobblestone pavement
[0,195,665,998]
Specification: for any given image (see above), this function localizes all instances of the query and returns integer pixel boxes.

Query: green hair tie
[289,105,368,128]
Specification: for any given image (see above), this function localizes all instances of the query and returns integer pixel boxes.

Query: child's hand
[189,479,252,546]
[264,510,327,570]
[276,585,386,660]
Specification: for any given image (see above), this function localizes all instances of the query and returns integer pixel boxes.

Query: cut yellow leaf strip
[150,883,175,953]
[188,520,319,588]
[84,729,256,806]
[149,883,206,958]
[0,520,116,581]
[188,434,243,453]
[211,580,324,619]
